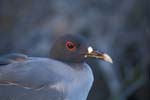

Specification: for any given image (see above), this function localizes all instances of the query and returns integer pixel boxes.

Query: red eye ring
[65,41,76,51]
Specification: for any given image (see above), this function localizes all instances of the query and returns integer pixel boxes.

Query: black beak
[84,47,113,64]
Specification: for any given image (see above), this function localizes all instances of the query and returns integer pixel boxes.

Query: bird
[0,34,112,100]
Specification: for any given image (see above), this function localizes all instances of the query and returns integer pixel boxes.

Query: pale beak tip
[103,53,113,64]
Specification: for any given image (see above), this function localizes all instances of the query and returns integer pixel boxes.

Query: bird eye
[65,41,76,51]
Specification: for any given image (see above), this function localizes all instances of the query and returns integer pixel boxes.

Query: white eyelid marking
[88,46,93,54]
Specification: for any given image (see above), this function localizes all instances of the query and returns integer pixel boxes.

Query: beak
[84,47,113,64]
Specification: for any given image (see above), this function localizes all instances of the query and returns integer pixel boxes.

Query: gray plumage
[0,57,93,100]
[0,34,112,100]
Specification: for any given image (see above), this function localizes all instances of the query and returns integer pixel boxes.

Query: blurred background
[0,0,149,100]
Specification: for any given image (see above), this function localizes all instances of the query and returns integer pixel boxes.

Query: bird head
[50,34,112,64]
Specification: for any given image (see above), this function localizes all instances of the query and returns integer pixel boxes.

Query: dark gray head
[50,34,113,63]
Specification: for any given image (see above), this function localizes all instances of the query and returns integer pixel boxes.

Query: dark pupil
[67,43,74,49]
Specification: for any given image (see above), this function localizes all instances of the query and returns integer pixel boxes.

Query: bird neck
[65,62,86,70]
